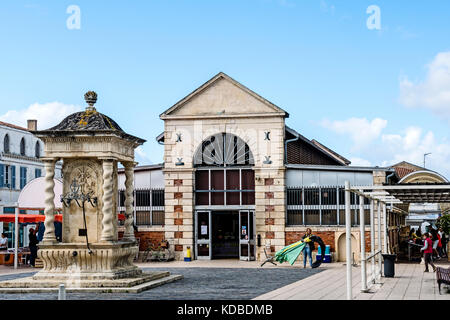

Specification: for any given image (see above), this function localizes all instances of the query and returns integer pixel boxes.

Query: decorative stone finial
[84,91,98,111]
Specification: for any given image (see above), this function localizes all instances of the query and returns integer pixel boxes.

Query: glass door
[239,210,255,261]
[195,211,211,260]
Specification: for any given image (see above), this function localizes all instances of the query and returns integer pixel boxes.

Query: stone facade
[160,73,287,260]
[163,169,194,260]
[255,168,286,260]
[0,121,62,217]
[29,98,146,281]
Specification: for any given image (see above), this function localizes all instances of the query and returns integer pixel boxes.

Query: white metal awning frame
[343,182,450,300]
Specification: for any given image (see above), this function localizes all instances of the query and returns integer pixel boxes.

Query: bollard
[58,283,66,300]
[184,246,191,262]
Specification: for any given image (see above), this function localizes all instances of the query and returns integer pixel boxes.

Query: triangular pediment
[160,72,288,119]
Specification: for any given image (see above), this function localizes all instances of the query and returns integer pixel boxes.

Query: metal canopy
[385,188,450,203]
[344,182,450,300]
[350,183,450,204]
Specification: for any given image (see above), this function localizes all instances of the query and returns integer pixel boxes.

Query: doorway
[194,210,255,260]
[212,211,239,259]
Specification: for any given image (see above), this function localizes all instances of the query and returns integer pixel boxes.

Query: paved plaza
[254,261,450,300]
[0,260,448,300]
[0,260,322,300]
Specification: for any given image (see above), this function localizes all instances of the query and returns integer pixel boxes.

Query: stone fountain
[0,92,182,293]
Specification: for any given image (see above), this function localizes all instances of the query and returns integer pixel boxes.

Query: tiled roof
[311,139,351,165]
[394,167,416,179]
[285,126,349,166]
[391,161,428,179]
[0,121,28,132]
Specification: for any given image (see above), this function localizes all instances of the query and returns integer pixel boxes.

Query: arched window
[3,134,9,153]
[193,133,254,167]
[35,141,40,158]
[20,138,26,156]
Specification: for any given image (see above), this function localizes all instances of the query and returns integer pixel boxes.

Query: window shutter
[0,164,4,188]
[11,165,15,189]
[20,167,27,189]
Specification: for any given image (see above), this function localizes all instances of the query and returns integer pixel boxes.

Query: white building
[0,120,62,239]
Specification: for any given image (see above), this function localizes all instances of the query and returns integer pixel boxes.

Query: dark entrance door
[211,211,239,259]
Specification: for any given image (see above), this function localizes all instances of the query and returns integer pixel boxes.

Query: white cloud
[399,51,450,119]
[135,146,153,164]
[381,127,450,179]
[0,102,80,130]
[320,117,450,178]
[349,157,372,167]
[321,117,387,150]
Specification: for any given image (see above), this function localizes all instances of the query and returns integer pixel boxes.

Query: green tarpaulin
[274,239,307,265]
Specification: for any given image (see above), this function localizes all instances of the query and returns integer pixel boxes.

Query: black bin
[382,254,396,277]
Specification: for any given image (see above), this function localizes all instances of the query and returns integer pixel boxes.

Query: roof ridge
[310,139,351,165]
[160,72,289,118]
[0,120,29,132]
[285,126,349,166]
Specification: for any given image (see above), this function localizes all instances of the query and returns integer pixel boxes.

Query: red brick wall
[119,231,165,251]
[286,231,336,252]
[365,231,371,252]
[286,231,372,253]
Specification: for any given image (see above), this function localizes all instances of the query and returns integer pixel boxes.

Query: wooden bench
[436,267,450,294]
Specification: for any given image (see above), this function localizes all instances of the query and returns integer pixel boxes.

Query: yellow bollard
[184,246,192,262]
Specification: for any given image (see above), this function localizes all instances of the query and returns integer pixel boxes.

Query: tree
[436,214,450,234]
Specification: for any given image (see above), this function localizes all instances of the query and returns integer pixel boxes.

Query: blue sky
[0,0,449,178]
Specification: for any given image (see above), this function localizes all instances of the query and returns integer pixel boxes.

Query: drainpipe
[385,170,395,185]
[284,131,299,165]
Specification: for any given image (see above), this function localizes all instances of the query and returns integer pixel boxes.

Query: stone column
[101,159,114,242]
[254,167,286,261]
[122,162,136,241]
[42,158,57,244]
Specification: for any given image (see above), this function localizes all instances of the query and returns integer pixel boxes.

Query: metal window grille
[118,188,165,226]
[194,168,255,206]
[287,185,372,226]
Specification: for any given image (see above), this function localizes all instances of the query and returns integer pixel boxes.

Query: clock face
[72,165,97,197]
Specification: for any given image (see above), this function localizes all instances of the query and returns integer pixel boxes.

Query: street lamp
[423,153,432,168]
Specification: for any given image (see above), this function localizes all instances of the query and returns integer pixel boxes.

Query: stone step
[0,274,183,294]
[0,272,171,289]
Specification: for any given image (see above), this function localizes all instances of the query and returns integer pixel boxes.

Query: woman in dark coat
[28,228,39,267]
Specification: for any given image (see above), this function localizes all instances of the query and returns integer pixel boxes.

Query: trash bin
[382,254,396,277]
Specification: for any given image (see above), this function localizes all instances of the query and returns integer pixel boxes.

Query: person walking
[421,233,436,273]
[430,227,440,260]
[302,228,315,268]
[28,228,39,267]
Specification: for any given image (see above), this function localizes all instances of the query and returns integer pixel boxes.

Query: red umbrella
[0,214,62,223]
[0,214,124,223]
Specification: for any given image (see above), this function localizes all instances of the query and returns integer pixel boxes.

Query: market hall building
[118,72,404,262]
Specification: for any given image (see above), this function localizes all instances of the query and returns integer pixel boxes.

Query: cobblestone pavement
[0,267,322,300]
